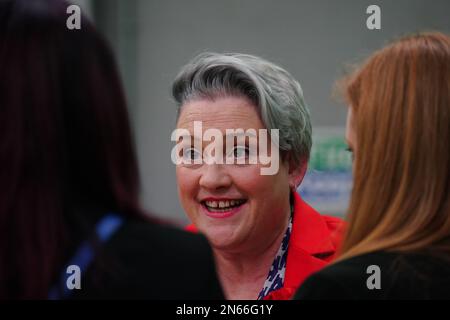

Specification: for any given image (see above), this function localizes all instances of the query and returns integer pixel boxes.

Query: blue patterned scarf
[257,214,293,300]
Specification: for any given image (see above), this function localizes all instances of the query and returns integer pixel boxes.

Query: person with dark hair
[294,32,450,300]
[0,0,223,299]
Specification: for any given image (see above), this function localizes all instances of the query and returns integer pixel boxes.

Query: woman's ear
[287,155,308,192]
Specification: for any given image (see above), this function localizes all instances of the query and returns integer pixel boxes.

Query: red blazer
[186,192,344,300]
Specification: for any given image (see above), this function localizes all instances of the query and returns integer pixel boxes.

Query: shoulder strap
[48,213,124,300]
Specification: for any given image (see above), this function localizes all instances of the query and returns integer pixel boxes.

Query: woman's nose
[198,164,232,191]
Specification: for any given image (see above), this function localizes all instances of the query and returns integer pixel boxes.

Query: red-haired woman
[295,32,450,299]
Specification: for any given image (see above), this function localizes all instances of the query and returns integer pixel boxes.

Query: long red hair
[338,32,450,261]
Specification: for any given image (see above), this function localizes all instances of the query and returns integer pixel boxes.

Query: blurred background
[71,0,450,224]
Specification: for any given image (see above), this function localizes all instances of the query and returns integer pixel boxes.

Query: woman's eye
[183,147,201,161]
[230,146,249,158]
[346,146,354,161]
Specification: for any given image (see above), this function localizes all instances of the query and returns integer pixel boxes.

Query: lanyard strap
[48,213,124,300]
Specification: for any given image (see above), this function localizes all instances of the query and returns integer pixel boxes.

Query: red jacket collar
[281,192,338,292]
[289,192,336,256]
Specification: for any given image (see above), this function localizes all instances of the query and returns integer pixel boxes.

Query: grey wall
[98,0,450,224]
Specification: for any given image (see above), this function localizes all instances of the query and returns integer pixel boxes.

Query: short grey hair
[172,52,312,166]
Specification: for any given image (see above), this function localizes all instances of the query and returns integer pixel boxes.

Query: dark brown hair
[0,0,143,298]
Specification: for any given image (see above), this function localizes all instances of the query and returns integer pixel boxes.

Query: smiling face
[176,96,299,254]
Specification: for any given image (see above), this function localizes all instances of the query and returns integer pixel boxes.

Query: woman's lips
[200,199,247,218]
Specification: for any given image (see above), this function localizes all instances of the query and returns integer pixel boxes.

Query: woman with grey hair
[172,52,344,300]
